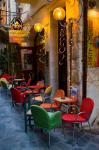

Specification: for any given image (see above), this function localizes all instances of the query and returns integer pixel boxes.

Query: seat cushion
[33,96,43,102]
[62,114,86,122]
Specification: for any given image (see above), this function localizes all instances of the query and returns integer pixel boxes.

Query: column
[49,12,58,96]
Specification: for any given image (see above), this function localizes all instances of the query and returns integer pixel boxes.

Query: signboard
[9,17,29,45]
[10,17,23,30]
[9,30,29,44]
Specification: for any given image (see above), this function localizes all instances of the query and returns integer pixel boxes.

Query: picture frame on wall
[21,49,32,70]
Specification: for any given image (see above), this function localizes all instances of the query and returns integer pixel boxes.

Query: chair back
[53,89,65,105]
[37,80,44,86]
[10,87,24,103]
[44,85,52,96]
[80,98,94,121]
[1,74,11,82]
[31,105,50,129]
[54,89,65,98]
[26,77,32,86]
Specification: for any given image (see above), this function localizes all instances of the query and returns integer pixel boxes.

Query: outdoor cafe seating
[0,80,94,148]
[21,85,52,132]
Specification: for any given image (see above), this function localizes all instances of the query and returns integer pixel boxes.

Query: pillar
[49,12,58,96]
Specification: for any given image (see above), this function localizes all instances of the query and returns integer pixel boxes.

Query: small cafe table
[13,78,25,86]
[54,96,77,104]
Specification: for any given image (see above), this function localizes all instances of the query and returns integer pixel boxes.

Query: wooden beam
[82,0,88,98]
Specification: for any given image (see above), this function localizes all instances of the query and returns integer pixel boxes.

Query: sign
[9,30,29,45]
[9,17,29,45]
[10,17,23,30]
[70,86,78,97]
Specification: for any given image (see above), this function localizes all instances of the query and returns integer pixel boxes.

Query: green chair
[31,105,62,147]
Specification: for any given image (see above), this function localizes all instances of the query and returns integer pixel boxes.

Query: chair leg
[73,123,76,142]
[80,123,83,131]
[29,116,31,127]
[48,131,50,148]
[25,115,27,133]
[62,122,65,138]
[23,103,27,133]
[88,121,91,131]
[12,101,14,107]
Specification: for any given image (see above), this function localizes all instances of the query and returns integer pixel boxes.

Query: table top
[29,85,46,89]
[24,90,33,95]
[54,97,73,103]
[14,78,25,81]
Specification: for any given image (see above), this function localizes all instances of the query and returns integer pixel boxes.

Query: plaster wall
[22,0,66,95]
[87,69,99,123]
[87,1,99,123]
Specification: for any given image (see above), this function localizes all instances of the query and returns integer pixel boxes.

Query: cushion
[62,114,86,122]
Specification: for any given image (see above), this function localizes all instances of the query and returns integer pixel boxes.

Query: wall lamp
[53,7,66,27]
[34,23,43,33]
[53,6,82,27]
[34,22,44,38]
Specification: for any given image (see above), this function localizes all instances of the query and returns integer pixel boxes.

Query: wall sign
[10,17,23,30]
[9,17,29,45]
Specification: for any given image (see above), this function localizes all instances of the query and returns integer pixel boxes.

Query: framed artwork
[21,49,32,70]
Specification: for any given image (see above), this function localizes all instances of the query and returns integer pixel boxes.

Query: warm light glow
[9,30,29,44]
[88,9,99,17]
[66,0,80,22]
[34,23,43,32]
[21,42,27,46]
[53,7,65,20]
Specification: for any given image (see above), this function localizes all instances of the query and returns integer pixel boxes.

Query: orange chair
[62,98,94,141]
[40,89,65,110]
[32,80,45,94]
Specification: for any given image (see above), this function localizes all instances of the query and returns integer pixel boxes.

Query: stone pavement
[0,89,99,150]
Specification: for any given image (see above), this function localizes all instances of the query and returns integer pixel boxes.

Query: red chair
[16,77,32,90]
[10,87,26,106]
[62,98,94,141]
[40,89,65,110]
[1,74,12,82]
